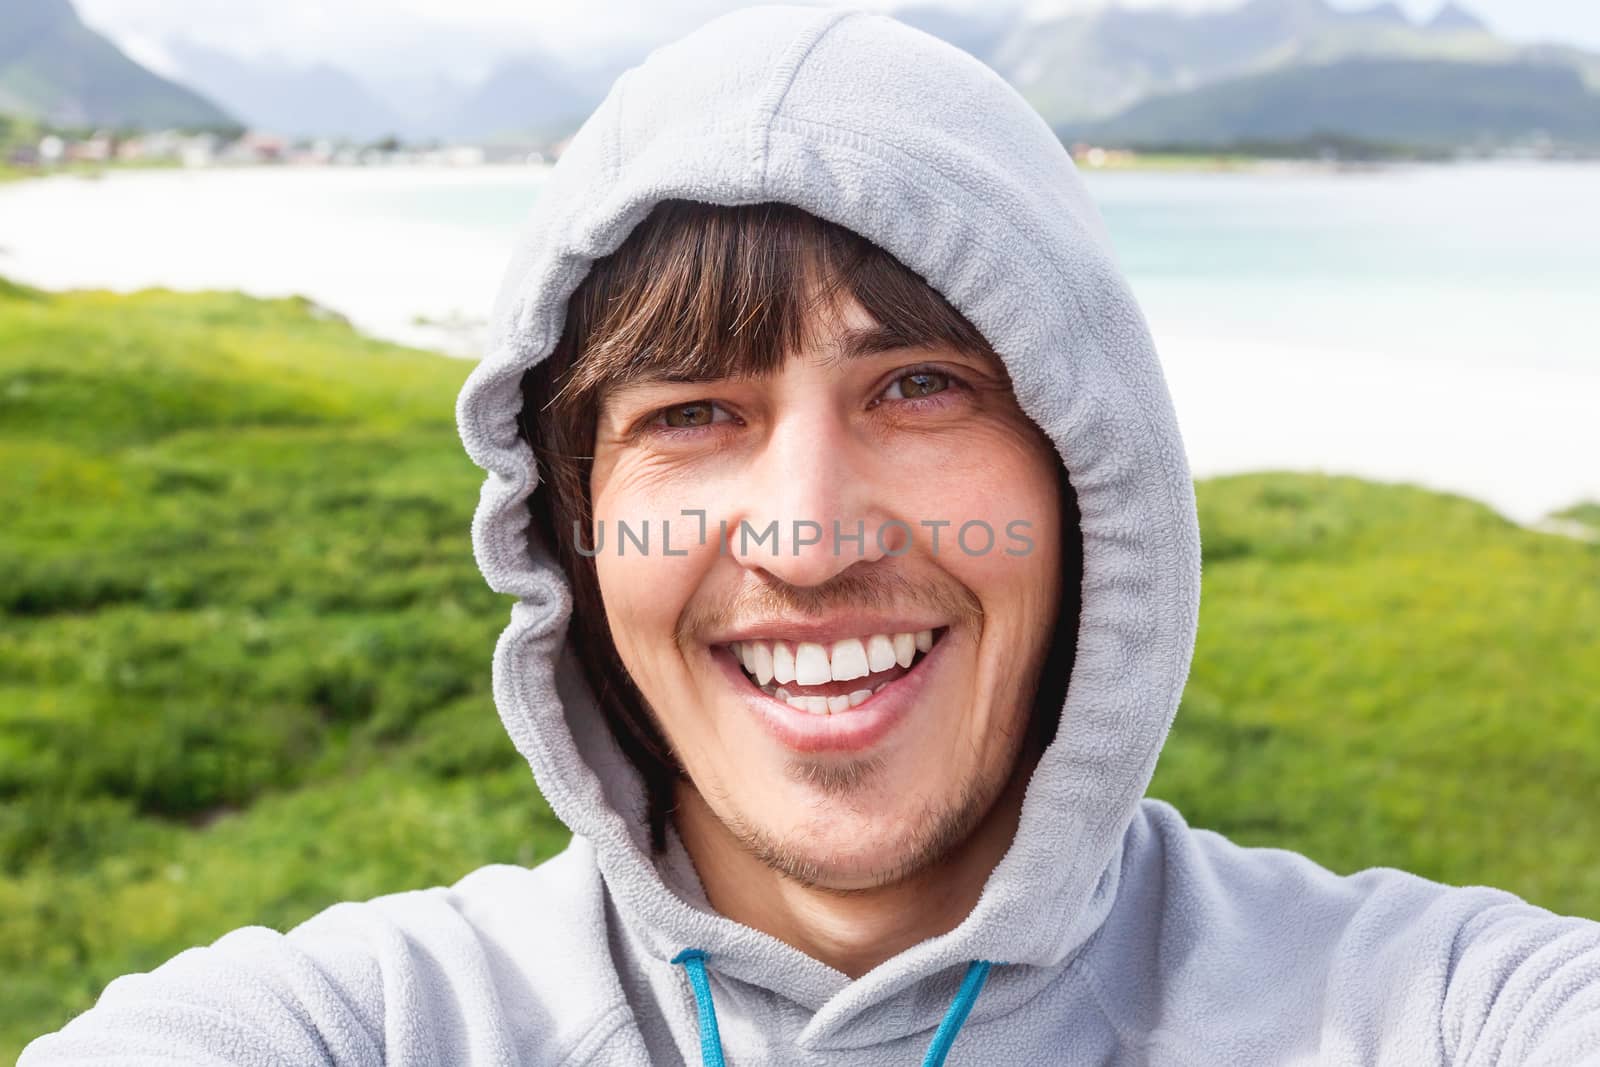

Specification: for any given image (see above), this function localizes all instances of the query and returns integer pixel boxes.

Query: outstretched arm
[17,921,385,1066]
[1440,899,1600,1066]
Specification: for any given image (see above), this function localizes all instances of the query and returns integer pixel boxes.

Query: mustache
[674,564,983,646]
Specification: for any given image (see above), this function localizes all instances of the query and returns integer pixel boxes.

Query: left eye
[655,401,730,429]
[882,370,951,401]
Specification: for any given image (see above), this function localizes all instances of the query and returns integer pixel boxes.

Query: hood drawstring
[671,951,995,1067]
[671,950,727,1067]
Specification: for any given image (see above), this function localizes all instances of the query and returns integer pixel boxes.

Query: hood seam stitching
[751,7,862,190]
[611,68,628,186]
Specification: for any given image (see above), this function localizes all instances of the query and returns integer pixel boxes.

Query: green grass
[1553,500,1600,533]
[0,159,186,184]
[0,279,570,1060]
[1075,151,1289,172]
[2,278,1597,1058]
[1154,475,1600,915]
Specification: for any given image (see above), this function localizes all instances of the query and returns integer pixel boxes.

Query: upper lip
[705,616,947,647]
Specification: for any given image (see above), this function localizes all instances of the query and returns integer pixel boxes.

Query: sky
[74,0,1600,88]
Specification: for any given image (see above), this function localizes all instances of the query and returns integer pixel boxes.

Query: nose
[726,404,899,588]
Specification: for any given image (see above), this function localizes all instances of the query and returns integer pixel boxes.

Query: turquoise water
[332,160,1600,373]
[1084,162,1600,374]
[284,159,1599,356]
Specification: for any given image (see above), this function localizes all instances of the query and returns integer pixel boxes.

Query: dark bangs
[543,199,1000,412]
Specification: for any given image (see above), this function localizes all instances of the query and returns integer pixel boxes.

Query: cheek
[902,428,1061,575]
[590,465,716,693]
[907,429,1064,682]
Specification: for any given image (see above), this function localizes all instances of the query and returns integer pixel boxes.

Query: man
[22,6,1600,1065]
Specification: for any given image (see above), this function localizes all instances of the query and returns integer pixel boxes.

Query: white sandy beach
[0,162,1595,524]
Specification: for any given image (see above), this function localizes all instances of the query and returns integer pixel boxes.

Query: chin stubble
[723,744,1016,894]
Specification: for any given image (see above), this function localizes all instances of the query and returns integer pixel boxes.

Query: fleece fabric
[21,5,1600,1065]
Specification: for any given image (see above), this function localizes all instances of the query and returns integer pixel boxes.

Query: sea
[0,160,1595,524]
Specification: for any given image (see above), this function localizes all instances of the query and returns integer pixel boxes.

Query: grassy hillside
[1155,475,1600,913]
[2,280,1597,1057]
[0,279,569,1059]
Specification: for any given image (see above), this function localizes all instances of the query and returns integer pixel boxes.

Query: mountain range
[908,0,1600,148]
[0,0,235,130]
[4,0,1599,151]
[156,38,619,143]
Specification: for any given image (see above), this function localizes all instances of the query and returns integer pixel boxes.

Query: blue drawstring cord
[920,959,992,1066]
[671,950,995,1067]
[671,950,727,1067]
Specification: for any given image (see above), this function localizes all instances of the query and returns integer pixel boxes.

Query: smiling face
[587,283,1065,891]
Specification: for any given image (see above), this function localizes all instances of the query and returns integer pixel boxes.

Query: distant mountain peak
[1426,2,1488,34]
[0,0,235,129]
[161,37,402,141]
[1348,1,1410,26]
[1238,0,1335,17]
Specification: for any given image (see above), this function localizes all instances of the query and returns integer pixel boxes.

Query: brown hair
[516,199,1081,852]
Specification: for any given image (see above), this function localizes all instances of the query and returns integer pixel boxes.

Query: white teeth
[751,641,774,686]
[865,634,897,673]
[771,641,795,685]
[733,630,942,688]
[892,632,916,668]
[829,638,870,682]
[776,688,874,711]
[793,642,831,685]
[781,689,830,715]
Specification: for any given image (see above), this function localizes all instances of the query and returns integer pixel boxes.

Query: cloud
[75,0,830,81]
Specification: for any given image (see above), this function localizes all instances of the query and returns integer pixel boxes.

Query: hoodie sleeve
[1090,801,1600,1066]
[18,855,638,1066]
[1312,848,1600,1066]
[1232,816,1600,1066]
[16,922,386,1066]
[1437,898,1600,1065]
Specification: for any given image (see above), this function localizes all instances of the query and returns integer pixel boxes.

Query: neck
[673,751,1037,979]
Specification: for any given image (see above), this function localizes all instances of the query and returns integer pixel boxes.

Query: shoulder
[21,838,634,1066]
[1076,799,1600,1063]
[1122,797,1520,924]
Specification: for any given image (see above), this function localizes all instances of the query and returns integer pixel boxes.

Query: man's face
[588,289,1063,891]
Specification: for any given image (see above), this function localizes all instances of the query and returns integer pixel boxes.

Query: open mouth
[720,627,948,715]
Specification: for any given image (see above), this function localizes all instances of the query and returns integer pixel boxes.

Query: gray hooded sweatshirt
[21,6,1600,1066]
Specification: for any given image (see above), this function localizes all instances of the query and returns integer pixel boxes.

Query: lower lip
[713,636,947,754]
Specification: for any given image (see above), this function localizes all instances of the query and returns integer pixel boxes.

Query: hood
[454,3,1200,1050]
